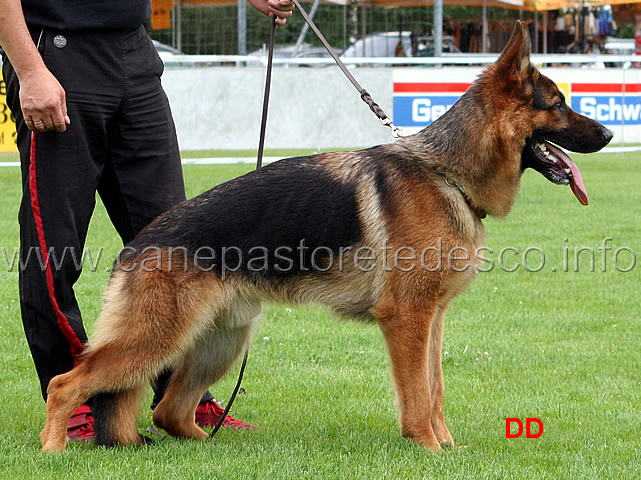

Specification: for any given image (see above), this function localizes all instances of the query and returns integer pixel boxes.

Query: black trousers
[2,26,210,406]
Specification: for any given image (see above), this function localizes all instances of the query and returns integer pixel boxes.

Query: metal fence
[145,3,536,56]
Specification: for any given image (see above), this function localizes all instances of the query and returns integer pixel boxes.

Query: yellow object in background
[0,68,18,153]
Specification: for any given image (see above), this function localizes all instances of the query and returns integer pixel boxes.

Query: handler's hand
[19,66,70,133]
[249,0,294,26]
[267,0,295,25]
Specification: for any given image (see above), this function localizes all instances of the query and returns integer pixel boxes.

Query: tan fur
[40,21,609,452]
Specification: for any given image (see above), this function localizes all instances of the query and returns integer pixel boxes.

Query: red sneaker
[67,404,95,442]
[195,399,256,430]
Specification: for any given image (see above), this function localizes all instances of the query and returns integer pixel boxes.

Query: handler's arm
[248,0,294,26]
[0,0,69,132]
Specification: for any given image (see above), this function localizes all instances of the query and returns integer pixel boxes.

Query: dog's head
[492,21,612,206]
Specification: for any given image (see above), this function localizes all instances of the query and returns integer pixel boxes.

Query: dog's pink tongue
[546,142,589,206]
[567,157,589,206]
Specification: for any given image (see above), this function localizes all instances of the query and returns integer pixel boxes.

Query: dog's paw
[41,438,68,452]
[41,427,68,452]
[403,428,442,451]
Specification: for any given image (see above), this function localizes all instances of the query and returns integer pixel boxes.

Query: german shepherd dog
[40,21,611,452]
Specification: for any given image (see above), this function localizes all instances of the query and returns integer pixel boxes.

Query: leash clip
[380,117,403,138]
[360,88,402,138]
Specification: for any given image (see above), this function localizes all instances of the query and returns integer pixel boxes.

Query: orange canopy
[522,0,638,12]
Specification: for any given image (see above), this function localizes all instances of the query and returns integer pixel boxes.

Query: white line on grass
[0,146,638,168]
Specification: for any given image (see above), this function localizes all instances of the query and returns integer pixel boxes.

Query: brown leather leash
[256,17,278,169]
[256,2,401,148]
[209,346,250,437]
[291,0,401,138]
[209,17,277,439]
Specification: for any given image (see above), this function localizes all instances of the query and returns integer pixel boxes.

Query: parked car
[152,40,183,61]
[343,31,461,58]
[248,43,341,67]
[343,32,413,57]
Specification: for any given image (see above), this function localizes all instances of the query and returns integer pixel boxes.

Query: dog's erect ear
[496,20,532,79]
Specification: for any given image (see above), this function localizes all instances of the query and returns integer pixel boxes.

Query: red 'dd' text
[505,417,543,438]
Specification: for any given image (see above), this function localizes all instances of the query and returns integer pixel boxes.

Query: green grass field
[0,150,639,479]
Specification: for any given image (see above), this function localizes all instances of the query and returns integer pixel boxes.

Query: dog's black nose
[601,127,613,145]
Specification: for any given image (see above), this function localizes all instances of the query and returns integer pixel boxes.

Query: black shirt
[21,0,151,30]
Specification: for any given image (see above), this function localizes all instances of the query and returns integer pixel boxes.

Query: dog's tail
[92,391,119,447]
[92,388,147,447]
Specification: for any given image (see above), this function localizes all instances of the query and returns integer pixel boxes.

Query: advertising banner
[571,83,641,125]
[393,68,641,139]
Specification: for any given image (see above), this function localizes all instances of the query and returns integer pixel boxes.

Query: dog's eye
[550,101,565,112]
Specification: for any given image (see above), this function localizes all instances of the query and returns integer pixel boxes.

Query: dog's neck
[395,138,490,219]
[400,86,525,219]
[444,177,487,220]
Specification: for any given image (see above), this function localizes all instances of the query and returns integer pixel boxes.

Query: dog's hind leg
[41,269,217,452]
[428,306,454,447]
[41,342,156,452]
[376,303,441,450]
[153,301,259,439]
[40,366,94,452]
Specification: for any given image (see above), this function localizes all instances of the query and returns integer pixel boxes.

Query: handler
[0,0,294,441]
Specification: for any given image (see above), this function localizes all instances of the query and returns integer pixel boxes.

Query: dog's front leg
[377,305,441,450]
[429,306,454,447]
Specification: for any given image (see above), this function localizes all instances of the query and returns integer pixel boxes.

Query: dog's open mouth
[526,138,589,206]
